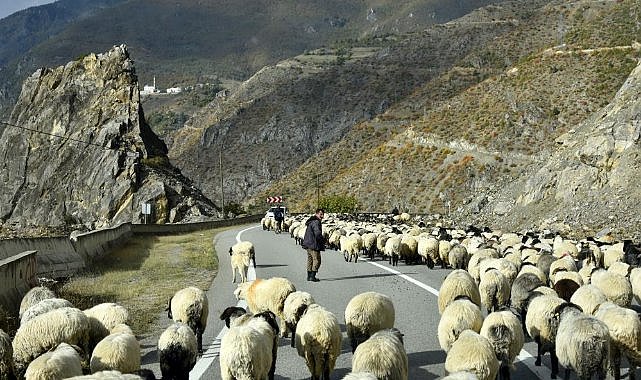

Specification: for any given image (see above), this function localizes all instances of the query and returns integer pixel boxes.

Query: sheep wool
[524,294,565,374]
[341,372,378,380]
[630,267,641,304]
[569,285,607,316]
[90,331,141,374]
[295,304,342,380]
[555,304,610,380]
[233,277,296,338]
[12,306,91,378]
[158,322,198,380]
[479,310,525,379]
[282,291,316,347]
[219,312,279,380]
[594,301,641,379]
[479,269,510,313]
[0,328,12,380]
[84,303,130,332]
[590,269,632,307]
[345,292,395,353]
[24,342,83,380]
[19,286,56,320]
[438,269,481,314]
[168,286,209,352]
[445,330,499,380]
[352,328,408,380]
[21,298,73,325]
[67,370,145,379]
[438,298,483,352]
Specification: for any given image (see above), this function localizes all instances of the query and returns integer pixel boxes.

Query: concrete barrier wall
[0,216,263,317]
[0,251,37,322]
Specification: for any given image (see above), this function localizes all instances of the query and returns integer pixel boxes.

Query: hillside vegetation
[255,0,640,218]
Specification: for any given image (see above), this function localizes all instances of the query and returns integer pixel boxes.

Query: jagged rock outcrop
[477,59,641,239]
[0,45,218,232]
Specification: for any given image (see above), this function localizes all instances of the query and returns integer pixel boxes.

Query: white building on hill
[140,77,160,95]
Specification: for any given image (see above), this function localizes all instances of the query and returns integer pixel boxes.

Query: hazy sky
[0,0,56,20]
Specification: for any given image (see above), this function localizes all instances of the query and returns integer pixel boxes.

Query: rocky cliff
[474,58,641,239]
[0,45,218,234]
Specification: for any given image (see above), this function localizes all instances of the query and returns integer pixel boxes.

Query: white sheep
[233,277,296,338]
[21,297,73,325]
[19,286,56,320]
[229,241,256,268]
[438,297,483,352]
[569,284,607,316]
[400,235,419,265]
[551,272,583,302]
[441,372,480,380]
[90,328,140,374]
[362,232,378,259]
[479,269,510,314]
[438,269,481,314]
[467,249,500,284]
[24,342,83,380]
[295,303,342,380]
[449,244,469,270]
[608,261,632,278]
[12,306,91,378]
[445,329,499,380]
[524,294,566,378]
[345,291,395,353]
[594,301,641,379]
[84,303,130,332]
[590,269,633,307]
[341,235,362,263]
[167,286,208,353]
[0,328,12,380]
[158,322,198,380]
[631,267,641,304]
[67,370,145,379]
[341,372,378,380]
[417,236,439,268]
[510,272,545,328]
[282,291,316,347]
[384,235,402,266]
[555,303,610,380]
[603,242,625,269]
[219,310,279,380]
[351,328,408,380]
[480,309,525,380]
[479,258,518,286]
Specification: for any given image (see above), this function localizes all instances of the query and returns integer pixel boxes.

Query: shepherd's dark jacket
[302,215,325,251]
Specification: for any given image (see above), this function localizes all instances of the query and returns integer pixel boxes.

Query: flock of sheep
[260,211,641,380]
[0,282,209,380]
[4,210,641,380]
[220,275,405,380]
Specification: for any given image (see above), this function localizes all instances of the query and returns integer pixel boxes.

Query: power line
[0,120,117,151]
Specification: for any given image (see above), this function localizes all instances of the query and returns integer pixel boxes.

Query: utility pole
[316,174,320,208]
[219,150,225,218]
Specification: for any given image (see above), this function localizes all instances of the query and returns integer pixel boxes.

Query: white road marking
[360,257,551,380]
[190,226,259,380]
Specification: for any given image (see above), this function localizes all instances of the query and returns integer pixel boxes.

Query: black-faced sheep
[158,322,198,380]
[351,328,408,380]
[167,287,208,353]
[444,329,499,380]
[295,303,342,380]
[345,291,395,353]
[282,291,316,348]
[24,342,83,380]
[219,310,279,380]
[233,277,296,338]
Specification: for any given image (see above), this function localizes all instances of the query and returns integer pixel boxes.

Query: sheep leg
[269,337,277,380]
[611,347,622,380]
[535,337,542,366]
[563,368,570,380]
[550,349,559,379]
[499,364,511,380]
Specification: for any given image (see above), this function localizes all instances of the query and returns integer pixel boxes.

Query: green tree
[319,195,359,213]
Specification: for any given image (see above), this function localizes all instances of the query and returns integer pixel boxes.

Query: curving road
[189,223,557,380]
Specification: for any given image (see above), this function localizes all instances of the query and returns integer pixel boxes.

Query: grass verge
[57,228,225,336]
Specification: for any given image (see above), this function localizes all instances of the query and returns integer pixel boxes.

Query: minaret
[153,76,156,90]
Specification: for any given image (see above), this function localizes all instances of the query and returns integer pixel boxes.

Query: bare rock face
[479,59,641,239]
[0,45,217,231]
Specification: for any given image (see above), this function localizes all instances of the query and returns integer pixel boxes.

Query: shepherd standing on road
[302,208,325,282]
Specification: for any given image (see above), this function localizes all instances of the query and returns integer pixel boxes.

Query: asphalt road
[187,223,560,380]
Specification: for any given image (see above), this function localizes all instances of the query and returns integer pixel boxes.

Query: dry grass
[58,228,226,336]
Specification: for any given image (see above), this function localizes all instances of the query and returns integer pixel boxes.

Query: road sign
[266,196,284,203]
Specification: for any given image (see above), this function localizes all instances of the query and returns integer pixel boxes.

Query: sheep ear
[255,311,279,334]
[294,304,309,321]
[229,247,233,255]
[166,297,173,318]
